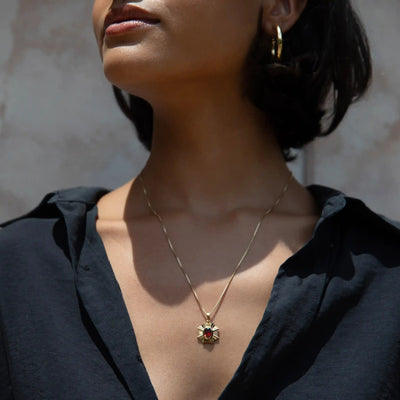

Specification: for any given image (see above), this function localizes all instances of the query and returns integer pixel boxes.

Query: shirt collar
[307,184,347,220]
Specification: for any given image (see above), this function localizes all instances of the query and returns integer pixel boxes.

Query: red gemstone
[204,328,213,339]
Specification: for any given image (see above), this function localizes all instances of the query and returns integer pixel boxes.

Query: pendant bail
[206,312,211,322]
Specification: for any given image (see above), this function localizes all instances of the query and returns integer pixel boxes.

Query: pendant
[197,320,220,344]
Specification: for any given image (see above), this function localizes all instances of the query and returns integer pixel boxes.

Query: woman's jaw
[92,0,261,100]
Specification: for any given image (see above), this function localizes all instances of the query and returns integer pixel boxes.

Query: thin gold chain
[138,172,294,322]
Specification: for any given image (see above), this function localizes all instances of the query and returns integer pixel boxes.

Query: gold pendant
[197,321,219,344]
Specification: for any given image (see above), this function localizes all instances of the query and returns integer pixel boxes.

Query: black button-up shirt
[1,185,400,399]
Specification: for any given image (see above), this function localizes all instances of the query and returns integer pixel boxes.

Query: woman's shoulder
[0,186,109,265]
[1,186,109,226]
[309,184,400,260]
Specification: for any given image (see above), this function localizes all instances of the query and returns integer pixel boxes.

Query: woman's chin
[103,55,156,93]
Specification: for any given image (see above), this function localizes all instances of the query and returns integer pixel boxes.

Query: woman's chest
[104,241,292,399]
[95,212,319,399]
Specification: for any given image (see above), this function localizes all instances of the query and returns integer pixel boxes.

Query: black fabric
[0,185,400,400]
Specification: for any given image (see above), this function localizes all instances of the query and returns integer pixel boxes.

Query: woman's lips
[103,5,160,37]
[105,19,159,36]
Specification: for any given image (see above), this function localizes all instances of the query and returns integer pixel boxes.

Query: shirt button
[81,264,90,271]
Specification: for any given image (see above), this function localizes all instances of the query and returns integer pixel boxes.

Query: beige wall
[309,1,400,220]
[0,1,399,222]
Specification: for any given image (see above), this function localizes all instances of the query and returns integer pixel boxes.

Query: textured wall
[309,0,400,219]
[0,1,399,221]
[0,1,148,221]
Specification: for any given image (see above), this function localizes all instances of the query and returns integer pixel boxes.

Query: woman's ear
[262,0,308,35]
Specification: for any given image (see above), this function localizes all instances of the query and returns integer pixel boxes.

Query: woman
[1,0,399,399]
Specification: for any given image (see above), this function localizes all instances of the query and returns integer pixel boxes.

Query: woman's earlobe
[262,0,308,36]
[270,0,291,17]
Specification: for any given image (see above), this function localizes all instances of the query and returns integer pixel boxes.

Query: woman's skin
[92,0,319,398]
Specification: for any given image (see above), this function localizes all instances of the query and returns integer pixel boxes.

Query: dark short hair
[112,0,372,161]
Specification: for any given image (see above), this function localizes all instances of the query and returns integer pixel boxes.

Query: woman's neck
[139,86,293,216]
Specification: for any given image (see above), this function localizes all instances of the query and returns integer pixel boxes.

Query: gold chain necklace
[138,172,293,344]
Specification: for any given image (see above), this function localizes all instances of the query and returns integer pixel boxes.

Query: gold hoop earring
[271,25,283,61]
